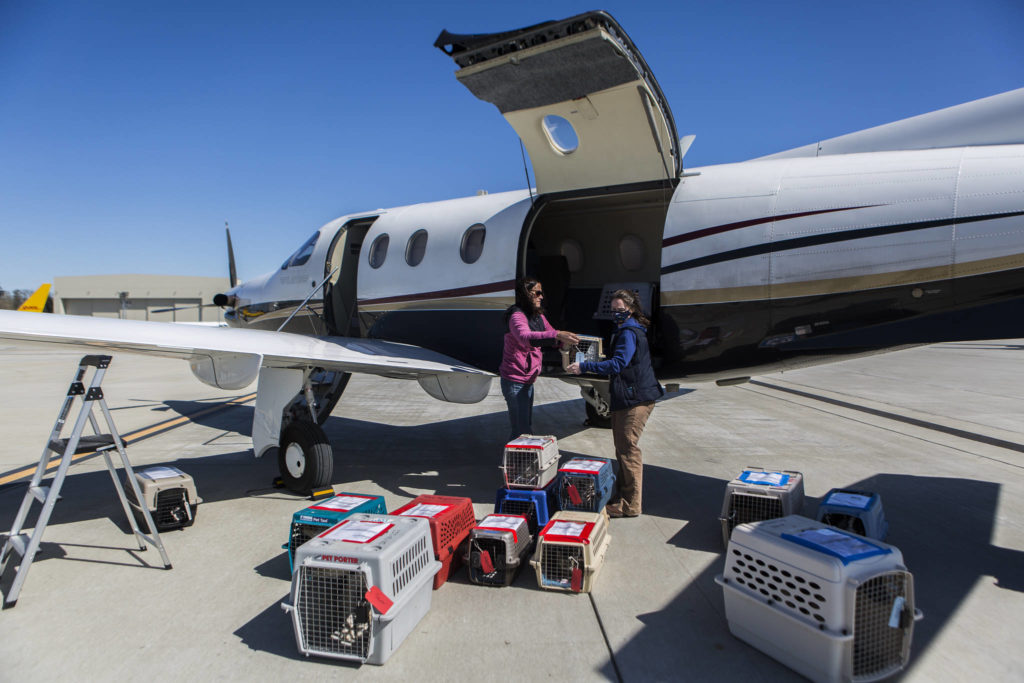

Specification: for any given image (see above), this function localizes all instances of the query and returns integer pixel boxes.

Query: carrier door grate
[505,451,541,487]
[540,543,584,588]
[821,512,867,536]
[727,493,784,535]
[297,566,371,659]
[155,488,189,528]
[290,523,322,559]
[853,571,910,679]
[561,474,597,507]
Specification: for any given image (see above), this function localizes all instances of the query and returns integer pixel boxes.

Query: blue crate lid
[781,527,891,565]
[738,470,790,487]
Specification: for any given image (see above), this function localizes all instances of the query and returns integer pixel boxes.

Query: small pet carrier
[494,481,558,537]
[560,335,604,371]
[284,493,387,572]
[282,513,439,665]
[557,457,615,513]
[501,435,560,489]
[719,468,805,548]
[715,515,922,682]
[124,465,198,531]
[815,489,889,541]
[530,510,611,593]
[465,514,532,587]
[392,495,476,589]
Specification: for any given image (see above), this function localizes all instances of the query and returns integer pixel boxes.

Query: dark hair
[515,277,544,317]
[611,288,650,327]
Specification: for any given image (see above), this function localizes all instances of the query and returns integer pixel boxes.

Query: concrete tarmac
[0,339,1022,681]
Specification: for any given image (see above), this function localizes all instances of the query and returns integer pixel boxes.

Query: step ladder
[0,354,171,608]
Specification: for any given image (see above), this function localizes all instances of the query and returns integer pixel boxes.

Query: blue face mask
[613,310,630,324]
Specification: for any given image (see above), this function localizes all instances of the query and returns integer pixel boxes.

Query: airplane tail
[17,284,51,313]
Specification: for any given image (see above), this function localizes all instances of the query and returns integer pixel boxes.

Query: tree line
[0,288,53,312]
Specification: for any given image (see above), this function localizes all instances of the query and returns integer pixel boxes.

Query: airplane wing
[0,310,493,403]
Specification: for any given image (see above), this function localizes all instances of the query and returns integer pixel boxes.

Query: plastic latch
[365,586,393,614]
[567,483,583,506]
[480,550,495,575]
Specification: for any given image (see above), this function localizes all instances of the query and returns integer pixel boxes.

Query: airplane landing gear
[581,385,612,428]
[277,421,334,493]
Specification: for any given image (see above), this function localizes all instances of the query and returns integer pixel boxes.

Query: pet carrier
[124,466,198,531]
[530,510,611,593]
[715,515,922,682]
[560,335,604,371]
[284,493,387,572]
[557,457,615,513]
[465,514,532,587]
[501,435,560,489]
[719,468,805,548]
[494,482,557,537]
[392,495,476,589]
[282,513,439,665]
[816,489,889,541]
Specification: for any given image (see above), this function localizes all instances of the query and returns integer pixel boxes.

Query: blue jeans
[500,378,534,442]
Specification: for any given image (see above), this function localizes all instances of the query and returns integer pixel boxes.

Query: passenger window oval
[368,234,389,269]
[619,234,645,271]
[542,115,578,154]
[560,238,584,273]
[460,223,486,264]
[405,229,428,267]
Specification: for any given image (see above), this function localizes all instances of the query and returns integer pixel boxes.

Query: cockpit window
[281,232,319,270]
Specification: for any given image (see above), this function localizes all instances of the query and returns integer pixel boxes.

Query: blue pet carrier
[284,493,387,571]
[815,488,889,540]
[557,457,615,513]
[494,481,557,537]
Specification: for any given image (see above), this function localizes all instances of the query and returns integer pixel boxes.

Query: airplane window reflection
[542,115,578,154]
[406,229,428,267]
[282,232,319,269]
[368,234,389,269]
[460,224,485,264]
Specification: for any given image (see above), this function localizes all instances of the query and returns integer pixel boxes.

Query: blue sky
[1,0,1021,291]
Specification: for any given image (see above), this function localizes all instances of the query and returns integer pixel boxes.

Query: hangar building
[52,275,230,323]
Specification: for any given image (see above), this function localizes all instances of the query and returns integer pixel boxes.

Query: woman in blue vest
[567,289,662,517]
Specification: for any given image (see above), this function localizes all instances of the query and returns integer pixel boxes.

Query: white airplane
[1,10,1022,493]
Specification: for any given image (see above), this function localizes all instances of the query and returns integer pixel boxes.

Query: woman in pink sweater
[500,278,579,441]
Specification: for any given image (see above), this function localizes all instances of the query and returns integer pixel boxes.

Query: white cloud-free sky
[2,0,1021,291]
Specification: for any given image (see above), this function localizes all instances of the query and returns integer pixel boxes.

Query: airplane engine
[188,352,261,390]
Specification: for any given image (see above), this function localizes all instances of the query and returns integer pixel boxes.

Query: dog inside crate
[820,512,868,536]
[297,566,372,656]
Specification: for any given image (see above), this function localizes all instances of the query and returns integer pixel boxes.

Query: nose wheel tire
[277,421,334,493]
[584,401,612,428]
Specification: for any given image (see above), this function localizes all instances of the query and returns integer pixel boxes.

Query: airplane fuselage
[225,143,1024,384]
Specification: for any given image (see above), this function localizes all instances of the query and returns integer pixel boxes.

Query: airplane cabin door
[324,217,377,337]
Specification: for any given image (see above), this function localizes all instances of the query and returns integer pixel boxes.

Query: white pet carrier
[715,515,922,682]
[530,510,611,593]
[124,465,198,531]
[502,435,560,489]
[719,467,804,548]
[465,514,532,587]
[560,335,604,371]
[282,514,440,665]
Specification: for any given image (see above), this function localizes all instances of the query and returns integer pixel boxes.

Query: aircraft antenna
[519,138,534,204]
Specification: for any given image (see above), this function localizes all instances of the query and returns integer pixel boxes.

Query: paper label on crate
[321,520,392,544]
[477,515,523,542]
[784,528,888,563]
[507,435,554,449]
[824,492,872,509]
[311,495,374,512]
[561,459,605,474]
[399,503,450,518]
[139,466,182,481]
[739,470,789,487]
[365,586,393,614]
[549,521,586,538]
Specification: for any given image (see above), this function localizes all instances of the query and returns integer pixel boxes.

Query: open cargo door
[436,11,680,195]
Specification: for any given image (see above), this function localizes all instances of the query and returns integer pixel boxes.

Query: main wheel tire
[277,421,334,493]
[584,401,612,429]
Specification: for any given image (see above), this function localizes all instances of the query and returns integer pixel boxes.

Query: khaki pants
[610,400,655,516]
